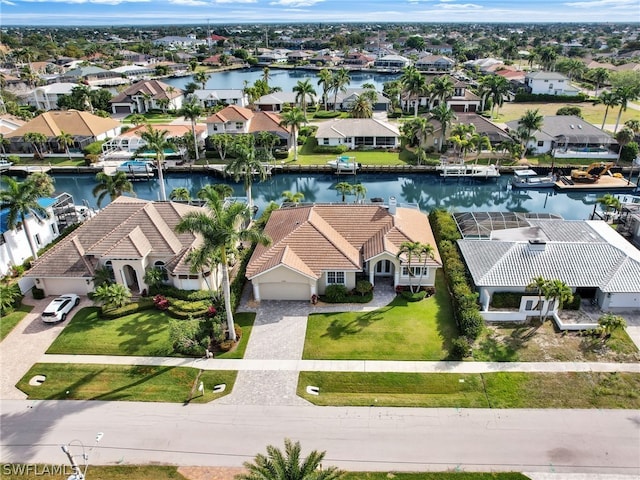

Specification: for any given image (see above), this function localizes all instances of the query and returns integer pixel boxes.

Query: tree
[193,71,211,90]
[615,127,635,165]
[479,74,510,118]
[598,313,626,338]
[175,189,271,342]
[400,65,426,117]
[129,113,146,126]
[237,438,344,480]
[92,171,135,207]
[279,107,306,161]
[587,67,610,96]
[293,79,316,118]
[350,94,373,119]
[429,75,455,109]
[352,183,367,203]
[331,68,351,111]
[317,68,333,110]
[180,98,203,161]
[429,103,456,153]
[0,134,10,157]
[209,133,234,163]
[401,117,434,149]
[169,187,191,202]
[611,85,640,133]
[277,190,302,205]
[527,276,548,322]
[596,193,622,220]
[594,91,620,130]
[542,279,573,320]
[225,140,267,213]
[135,125,175,201]
[624,119,640,137]
[397,241,421,293]
[0,174,54,260]
[93,283,131,311]
[256,131,279,166]
[335,182,353,202]
[56,130,75,160]
[516,109,544,159]
[204,183,234,200]
[23,131,48,159]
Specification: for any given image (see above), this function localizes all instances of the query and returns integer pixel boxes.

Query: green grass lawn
[342,473,529,480]
[1,465,190,480]
[17,363,236,403]
[303,271,457,361]
[46,307,255,358]
[298,371,640,409]
[493,102,638,126]
[0,304,33,341]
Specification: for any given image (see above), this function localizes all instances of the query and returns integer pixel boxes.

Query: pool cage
[453,211,563,239]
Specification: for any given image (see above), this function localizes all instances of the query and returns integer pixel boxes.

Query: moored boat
[436,159,500,179]
[327,155,360,172]
[115,160,155,175]
[511,169,555,189]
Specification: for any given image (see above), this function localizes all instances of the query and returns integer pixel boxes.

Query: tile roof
[110,79,183,103]
[247,204,440,280]
[458,220,640,293]
[26,197,203,279]
[315,118,399,139]
[6,110,120,139]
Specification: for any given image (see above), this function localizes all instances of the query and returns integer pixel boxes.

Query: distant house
[25,197,222,296]
[190,89,248,109]
[153,35,205,48]
[415,55,455,73]
[342,52,375,68]
[254,92,301,113]
[374,54,411,70]
[246,202,441,301]
[524,71,580,96]
[28,83,97,111]
[256,51,288,65]
[454,113,511,147]
[5,110,121,155]
[110,65,156,81]
[287,51,312,64]
[109,79,184,114]
[327,88,390,112]
[456,215,640,321]
[58,65,125,87]
[315,118,400,150]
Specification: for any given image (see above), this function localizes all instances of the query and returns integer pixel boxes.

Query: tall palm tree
[0,174,55,260]
[415,242,435,287]
[400,65,426,117]
[624,119,640,137]
[350,95,373,119]
[429,75,455,109]
[612,85,640,134]
[543,279,573,321]
[293,79,316,118]
[169,187,191,202]
[594,91,620,130]
[203,183,234,200]
[351,183,367,203]
[237,439,344,480]
[615,127,635,165]
[397,241,421,293]
[23,132,48,159]
[527,276,548,323]
[256,131,279,166]
[588,67,610,97]
[135,125,175,201]
[479,74,510,118]
[175,190,271,342]
[92,171,135,207]
[262,67,270,87]
[317,68,333,110]
[224,141,267,212]
[279,107,306,161]
[281,190,304,204]
[429,103,456,153]
[193,71,211,90]
[331,68,351,111]
[516,109,544,159]
[335,182,353,202]
[56,130,75,160]
[180,98,203,161]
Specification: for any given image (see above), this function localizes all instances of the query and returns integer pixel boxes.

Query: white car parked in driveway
[41,294,80,323]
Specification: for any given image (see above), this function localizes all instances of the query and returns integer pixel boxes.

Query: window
[104,260,116,282]
[34,233,41,246]
[326,271,345,285]
[402,266,428,276]
[537,140,544,147]
[323,138,329,145]
[154,260,169,281]
[235,122,244,129]
[51,224,57,235]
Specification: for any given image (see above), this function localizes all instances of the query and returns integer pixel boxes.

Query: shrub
[401,290,427,302]
[459,309,484,339]
[153,294,170,310]
[556,106,582,117]
[100,298,155,319]
[169,318,206,356]
[32,286,45,300]
[0,283,22,315]
[514,92,588,103]
[355,279,373,296]
[450,337,472,359]
[313,110,341,119]
[313,145,349,155]
[83,141,105,156]
[620,142,639,164]
[491,292,523,309]
[325,284,348,302]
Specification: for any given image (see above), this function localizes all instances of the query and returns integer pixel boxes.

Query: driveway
[0,295,92,399]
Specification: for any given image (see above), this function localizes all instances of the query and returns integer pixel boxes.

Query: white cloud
[169,0,209,5]
[564,0,636,6]
[269,0,324,7]
[20,0,149,3]
[1,0,17,5]
[438,2,483,9]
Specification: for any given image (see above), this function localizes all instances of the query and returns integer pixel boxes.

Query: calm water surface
[51,171,640,221]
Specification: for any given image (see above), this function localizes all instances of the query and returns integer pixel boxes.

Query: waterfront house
[246,200,441,301]
[25,197,221,296]
[314,118,400,150]
[524,71,580,96]
[326,88,391,112]
[190,89,248,109]
[58,65,126,87]
[373,54,411,70]
[109,79,185,114]
[415,55,455,73]
[254,92,301,113]
[27,83,98,111]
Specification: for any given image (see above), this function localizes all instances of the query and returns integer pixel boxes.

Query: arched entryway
[370,258,396,288]
[122,264,140,292]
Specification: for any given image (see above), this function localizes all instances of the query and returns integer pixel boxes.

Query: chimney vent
[388,196,397,215]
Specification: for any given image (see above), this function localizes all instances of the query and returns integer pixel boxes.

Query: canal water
[49,171,639,221]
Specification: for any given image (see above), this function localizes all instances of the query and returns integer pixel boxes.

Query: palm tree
[397,241,421,293]
[224,141,267,212]
[237,439,344,480]
[596,193,622,221]
[429,75,455,109]
[262,67,270,87]
[193,71,211,90]
[429,103,456,153]
[331,68,351,111]
[594,91,620,130]
[180,98,203,161]
[0,134,10,157]
[317,68,333,110]
[279,107,306,161]
[542,279,573,321]
[92,171,135,207]
[587,67,610,96]
[169,187,191,202]
[400,65,426,117]
[175,190,271,342]
[256,131,280,166]
[352,183,367,203]
[93,283,131,311]
[615,127,635,165]
[335,181,353,202]
[516,109,544,159]
[23,131,48,159]
[135,125,175,201]
[479,74,510,118]
[612,86,640,134]
[624,119,640,137]
[281,190,304,204]
[0,175,54,260]
[527,276,548,322]
[415,242,435,287]
[202,183,234,200]
[293,79,316,118]
[129,113,146,127]
[56,130,74,160]
[350,95,373,118]
[539,46,558,71]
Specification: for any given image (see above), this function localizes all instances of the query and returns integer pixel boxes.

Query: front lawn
[298,371,640,409]
[17,363,236,403]
[0,304,33,341]
[303,270,457,361]
[46,307,256,358]
[292,149,409,166]
[1,465,190,480]
[493,101,638,126]
[343,473,529,480]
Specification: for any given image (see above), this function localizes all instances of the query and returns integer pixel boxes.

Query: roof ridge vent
[528,238,547,252]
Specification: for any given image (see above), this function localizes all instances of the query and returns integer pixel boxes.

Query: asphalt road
[1,400,638,475]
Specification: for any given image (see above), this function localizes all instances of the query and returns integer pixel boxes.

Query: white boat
[0,158,13,172]
[511,169,556,189]
[116,160,155,175]
[436,159,500,179]
[327,155,360,172]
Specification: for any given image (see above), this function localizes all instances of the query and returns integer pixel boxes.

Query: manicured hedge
[514,92,589,103]
[100,297,155,319]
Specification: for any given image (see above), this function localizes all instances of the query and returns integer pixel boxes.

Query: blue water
[49,171,639,220]
[163,67,400,93]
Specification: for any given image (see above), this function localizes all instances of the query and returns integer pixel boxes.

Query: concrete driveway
[0,295,92,399]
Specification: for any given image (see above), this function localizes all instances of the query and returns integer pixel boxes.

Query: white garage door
[259,282,310,301]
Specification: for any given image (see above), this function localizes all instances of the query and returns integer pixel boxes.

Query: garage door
[114,105,131,114]
[259,282,310,301]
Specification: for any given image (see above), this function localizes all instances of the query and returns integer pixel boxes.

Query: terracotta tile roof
[26,197,202,279]
[110,79,183,103]
[6,110,120,139]
[247,204,440,280]
[205,105,254,123]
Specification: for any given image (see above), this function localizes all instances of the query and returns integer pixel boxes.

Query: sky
[0,0,638,27]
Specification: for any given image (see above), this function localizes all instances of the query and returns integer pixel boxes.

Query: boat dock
[555,175,637,191]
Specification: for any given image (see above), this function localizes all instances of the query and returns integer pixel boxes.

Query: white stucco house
[314,118,400,150]
[246,200,441,301]
[25,197,222,296]
[524,71,580,96]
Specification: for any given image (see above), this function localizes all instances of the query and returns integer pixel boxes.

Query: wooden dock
[555,175,637,191]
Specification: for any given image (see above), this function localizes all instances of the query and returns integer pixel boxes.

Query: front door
[375,260,393,276]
